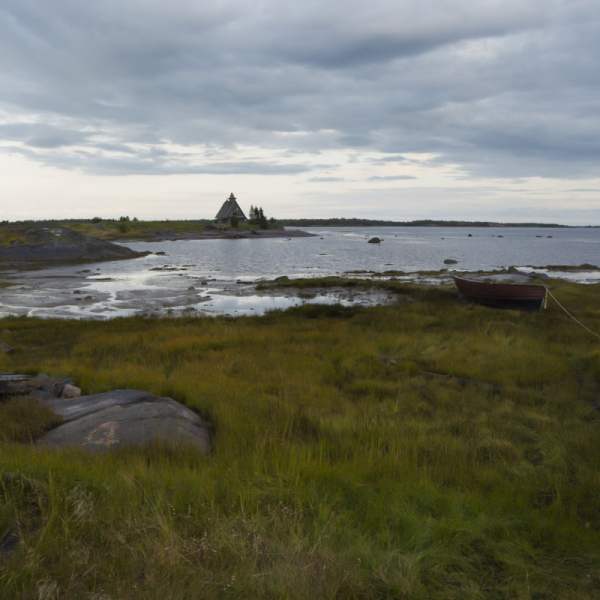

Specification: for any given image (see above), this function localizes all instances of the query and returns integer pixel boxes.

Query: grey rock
[468,234,473,237]
[0,227,143,262]
[0,375,72,398]
[40,390,210,453]
[61,384,81,399]
[155,251,166,255]
[274,276,289,282]
[367,237,381,244]
[0,341,14,354]
[35,374,49,378]
[508,266,520,274]
[54,380,76,396]
[444,259,458,265]
[1,329,12,334]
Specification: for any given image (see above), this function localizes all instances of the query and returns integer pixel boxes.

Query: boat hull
[453,276,546,312]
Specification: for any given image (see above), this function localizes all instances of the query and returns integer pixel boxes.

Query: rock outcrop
[0,227,144,262]
[39,390,210,453]
[0,374,76,399]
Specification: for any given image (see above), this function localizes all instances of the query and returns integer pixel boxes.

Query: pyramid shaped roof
[215,193,246,221]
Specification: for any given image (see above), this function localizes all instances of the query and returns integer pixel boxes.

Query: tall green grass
[1,282,600,598]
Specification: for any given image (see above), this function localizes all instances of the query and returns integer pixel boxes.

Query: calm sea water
[120,226,600,280]
[1,227,598,320]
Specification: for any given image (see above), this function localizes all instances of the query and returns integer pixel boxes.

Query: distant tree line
[276,218,571,228]
[5,217,595,228]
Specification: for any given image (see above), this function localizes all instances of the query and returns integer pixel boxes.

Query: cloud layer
[1,0,599,179]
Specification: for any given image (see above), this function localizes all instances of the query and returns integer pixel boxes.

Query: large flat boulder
[0,227,143,262]
[39,390,210,452]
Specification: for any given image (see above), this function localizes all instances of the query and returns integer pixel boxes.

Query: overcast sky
[1,0,600,224]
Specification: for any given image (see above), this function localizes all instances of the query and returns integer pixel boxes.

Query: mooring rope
[545,287,600,340]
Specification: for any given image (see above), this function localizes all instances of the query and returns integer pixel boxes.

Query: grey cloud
[0,0,599,180]
[0,123,89,147]
[367,175,416,181]
[4,145,318,175]
[25,133,88,148]
[337,135,374,147]
[307,177,345,182]
[368,155,412,164]
[263,0,551,69]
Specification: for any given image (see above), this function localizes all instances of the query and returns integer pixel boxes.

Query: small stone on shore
[61,384,82,398]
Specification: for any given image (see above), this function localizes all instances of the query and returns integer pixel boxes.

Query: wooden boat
[453,274,547,312]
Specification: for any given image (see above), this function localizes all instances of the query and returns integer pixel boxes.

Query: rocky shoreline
[0,227,314,271]
[124,228,315,243]
[0,226,148,270]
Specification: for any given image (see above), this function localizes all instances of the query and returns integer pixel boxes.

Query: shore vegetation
[0,219,211,246]
[1,281,600,598]
[0,217,286,248]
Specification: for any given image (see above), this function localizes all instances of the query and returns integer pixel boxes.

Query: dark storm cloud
[0,0,599,179]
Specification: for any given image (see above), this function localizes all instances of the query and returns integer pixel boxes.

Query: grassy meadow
[0,218,280,248]
[1,281,600,599]
[0,220,209,246]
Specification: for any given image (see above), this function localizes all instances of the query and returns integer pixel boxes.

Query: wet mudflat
[0,263,401,319]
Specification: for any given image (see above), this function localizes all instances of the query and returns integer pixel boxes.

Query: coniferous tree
[259,207,268,229]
